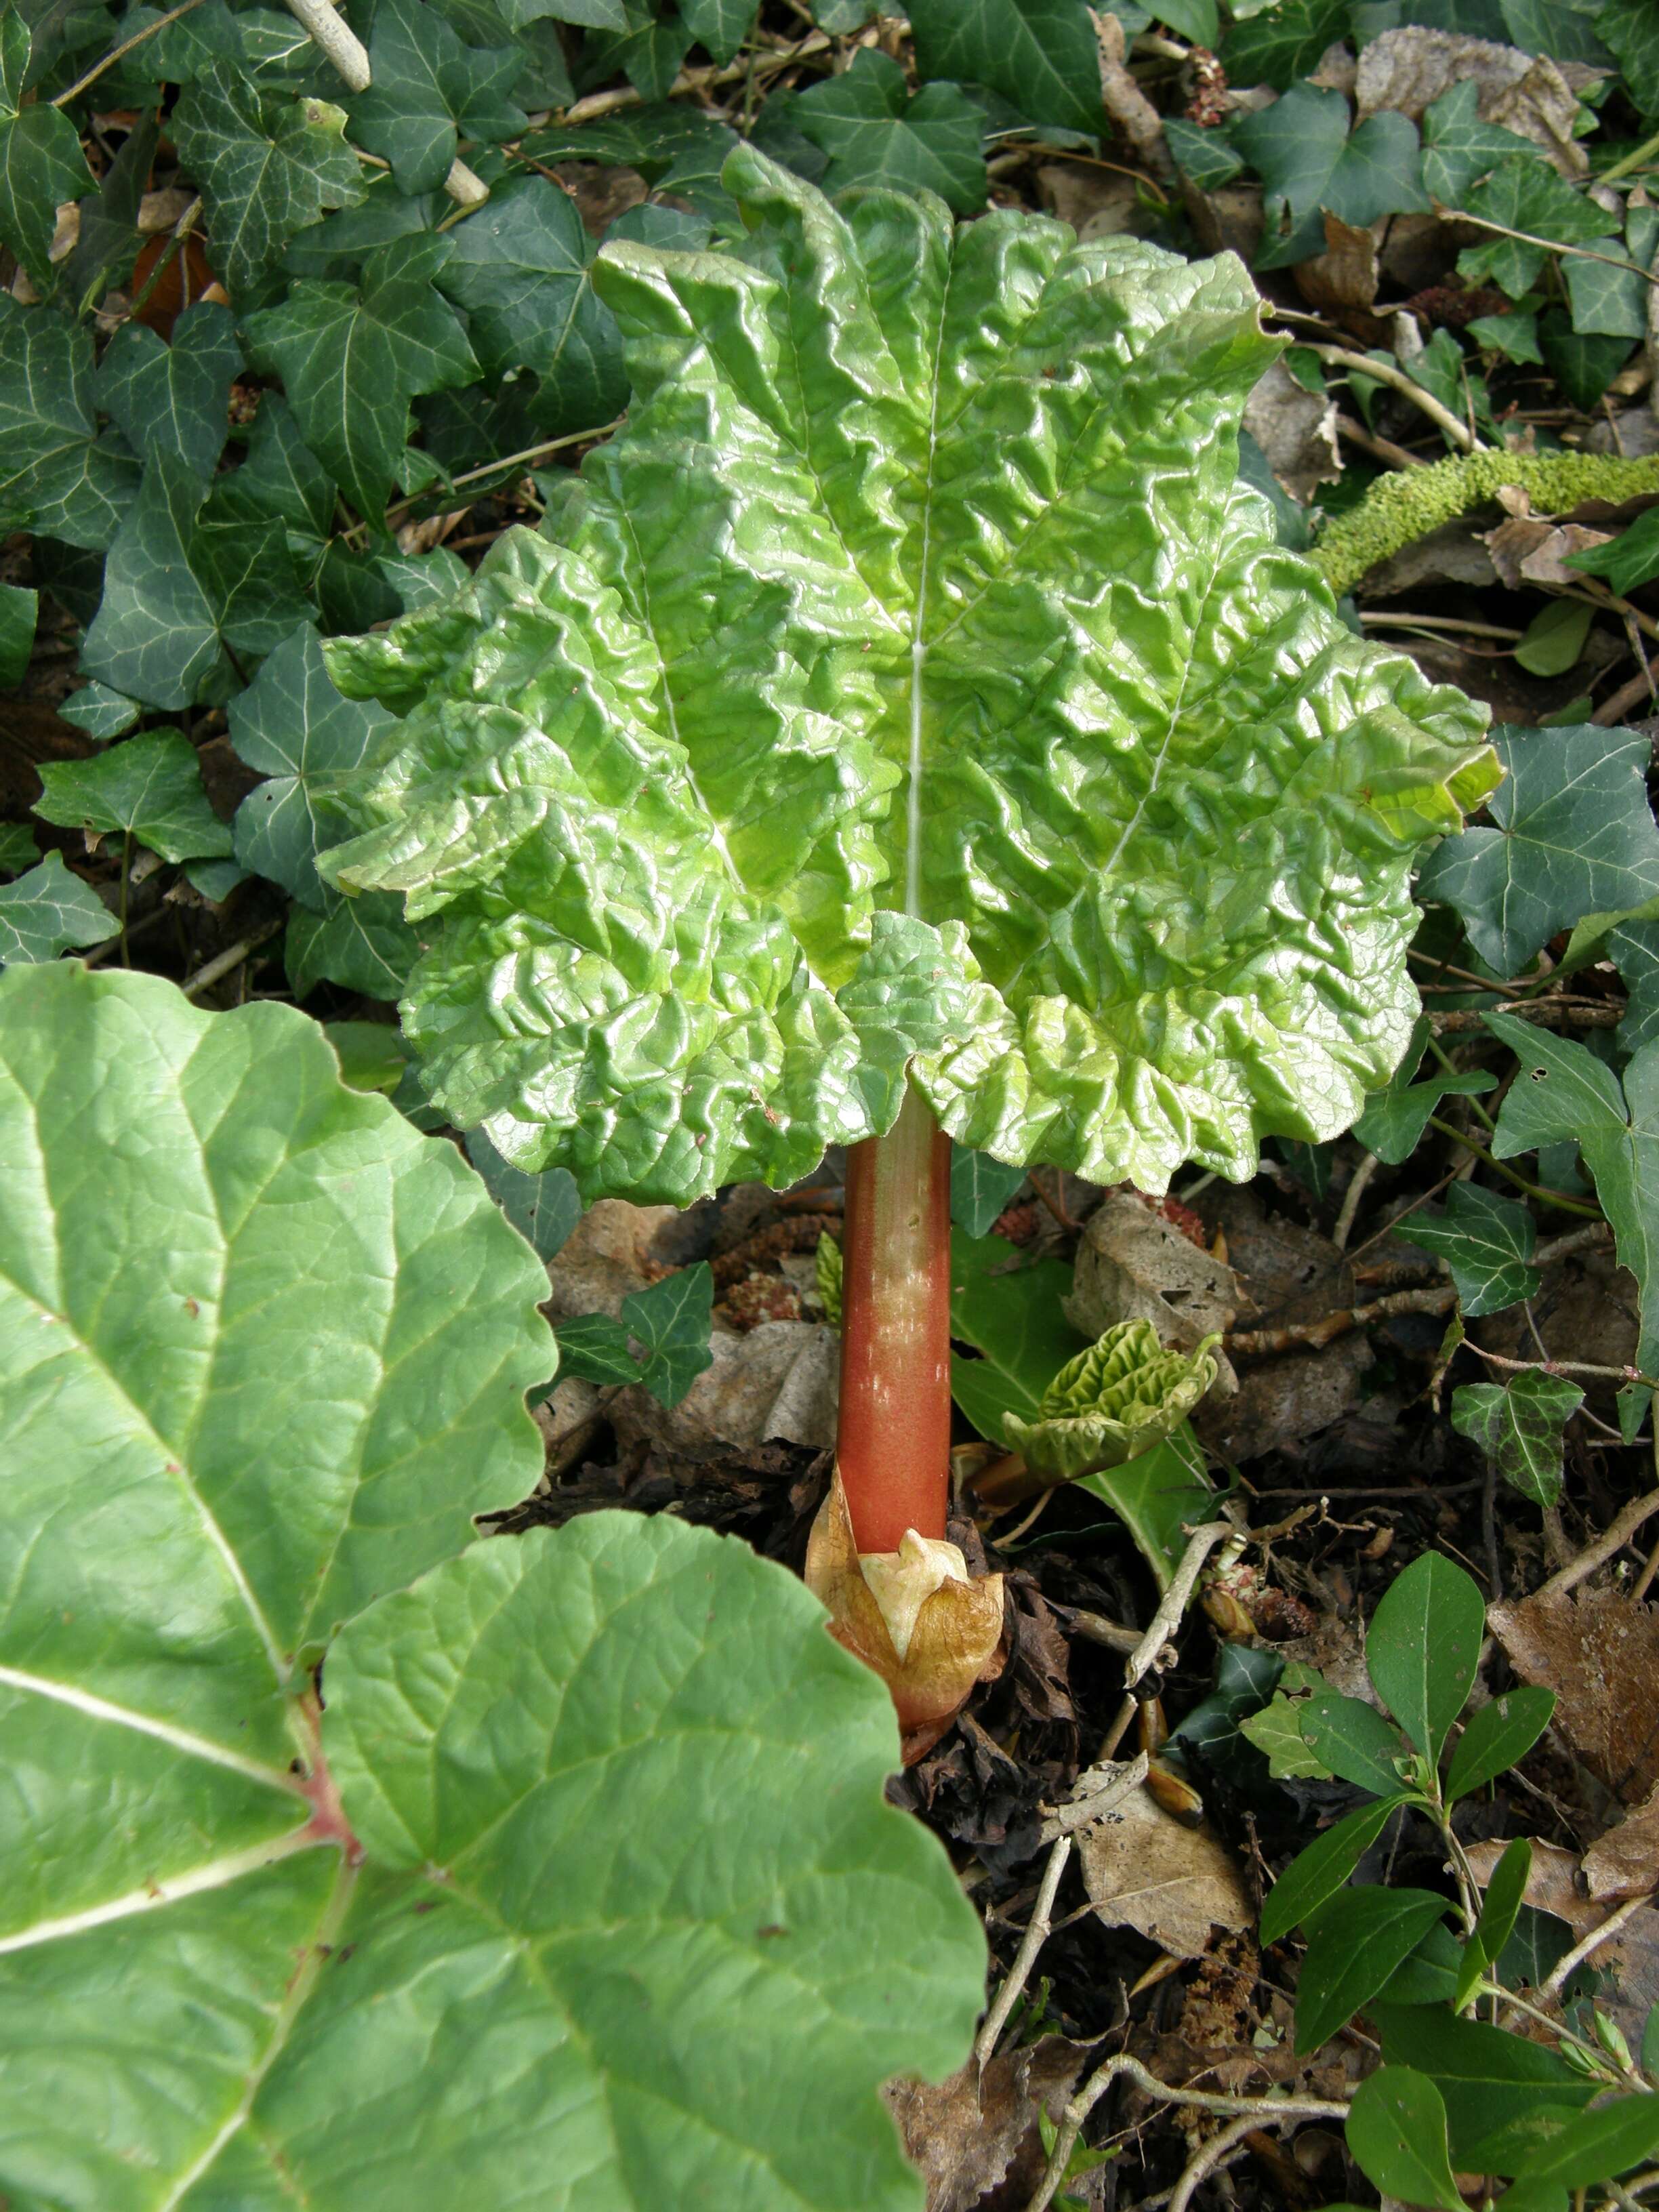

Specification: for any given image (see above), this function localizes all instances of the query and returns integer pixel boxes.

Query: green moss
[1311,450,1659,596]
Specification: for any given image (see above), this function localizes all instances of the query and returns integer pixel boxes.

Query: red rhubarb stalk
[836,1082,953,1553]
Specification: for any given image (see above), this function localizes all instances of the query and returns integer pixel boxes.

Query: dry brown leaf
[612,1318,838,1454]
[1584,1788,1659,1902]
[1065,1191,1240,1356]
[1036,161,1141,241]
[1364,521,1499,595]
[885,2039,1091,2212]
[1465,1835,1597,1936]
[1241,358,1343,500]
[1354,28,1595,174]
[1294,212,1382,314]
[544,1197,678,1320]
[1490,1582,1659,1806]
[1073,1785,1252,1958]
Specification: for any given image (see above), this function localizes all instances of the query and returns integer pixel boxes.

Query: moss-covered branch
[1311,450,1659,598]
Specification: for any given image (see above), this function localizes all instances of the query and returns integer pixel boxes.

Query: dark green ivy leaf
[1563,206,1656,340]
[1235,85,1428,249]
[0,850,110,962]
[57,680,139,737]
[93,300,243,483]
[243,232,479,522]
[228,625,397,906]
[1538,310,1637,414]
[34,728,232,863]
[1451,1371,1585,1506]
[0,7,94,284]
[678,0,754,64]
[558,1263,715,1407]
[1394,1182,1542,1315]
[350,0,526,195]
[433,173,625,426]
[465,1126,581,1261]
[285,888,420,999]
[0,296,140,549]
[0,579,35,686]
[79,453,312,708]
[794,48,987,213]
[907,0,1103,137]
[1420,79,1546,207]
[1164,115,1244,188]
[170,64,365,300]
[950,1148,1027,1238]
[1457,154,1620,299]
[63,106,159,313]
[1220,0,1348,90]
[1419,724,1659,972]
[1353,1018,1496,1164]
[1599,0,1659,116]
[581,1,694,102]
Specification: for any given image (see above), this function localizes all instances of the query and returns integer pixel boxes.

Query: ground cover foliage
[12,0,1659,2207]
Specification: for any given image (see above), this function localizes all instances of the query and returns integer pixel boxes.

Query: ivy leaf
[1568,504,1659,596]
[907,0,1103,136]
[1457,153,1620,299]
[243,233,479,522]
[1420,725,1659,974]
[0,7,94,283]
[1164,116,1244,188]
[557,1263,715,1405]
[34,728,233,863]
[1490,1014,1659,1389]
[57,680,140,738]
[433,173,626,427]
[1394,1183,1541,1315]
[201,389,334,568]
[1452,1371,1585,1506]
[794,47,987,213]
[1563,213,1653,340]
[0,823,36,874]
[350,0,526,195]
[1353,1019,1496,1164]
[1219,0,1348,90]
[170,64,364,300]
[949,1147,1026,1237]
[1599,0,1659,117]
[465,1126,581,1260]
[285,888,421,998]
[679,0,754,63]
[1540,311,1638,414]
[0,578,35,686]
[64,105,159,311]
[0,295,140,549]
[315,150,1495,1206]
[0,849,109,961]
[1236,87,1428,263]
[92,300,243,483]
[79,453,312,709]
[1467,308,1544,364]
[1420,79,1546,206]
[583,1,695,100]
[228,626,397,905]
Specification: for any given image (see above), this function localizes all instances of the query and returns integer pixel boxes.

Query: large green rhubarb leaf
[0,963,984,2208]
[318,148,1496,1206]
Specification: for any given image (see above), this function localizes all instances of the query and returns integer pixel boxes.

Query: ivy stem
[1426,1115,1603,1218]
[836,1082,953,1554]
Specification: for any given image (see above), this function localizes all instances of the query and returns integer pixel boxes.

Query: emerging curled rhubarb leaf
[1004,1320,1222,1482]
[805,1469,1006,1759]
[0,966,986,2210]
[316,148,1496,1207]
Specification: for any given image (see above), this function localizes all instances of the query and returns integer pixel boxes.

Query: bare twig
[1124,1523,1235,1691]
[1359,611,1524,641]
[283,0,488,205]
[1168,2114,1269,2212]
[1225,1283,1456,1359]
[1332,1152,1379,1250]
[1542,1891,1658,1996]
[1303,343,1479,453]
[1535,1486,1659,1601]
[1432,1001,1620,1032]
[1467,1346,1655,1391]
[1335,411,1427,470]
[1024,2055,1347,2212]
[975,1835,1073,2068]
[53,0,208,104]
[558,28,829,125]
[379,417,623,531]
[180,920,284,1000]
[1595,652,1659,726]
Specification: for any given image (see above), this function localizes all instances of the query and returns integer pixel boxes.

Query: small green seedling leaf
[1456,1837,1532,2009]
[1446,1685,1557,1801]
[35,729,232,865]
[1298,1689,1414,1797]
[1395,1183,1542,1316]
[1515,598,1593,678]
[1261,1794,1412,1946]
[0,851,110,962]
[1296,1887,1450,2051]
[1452,1374,1584,1507]
[816,1231,842,1326]
[1345,2066,1463,2211]
[1569,505,1659,596]
[1366,1550,1486,1761]
[1238,1660,1336,1780]
[949,1147,1026,1239]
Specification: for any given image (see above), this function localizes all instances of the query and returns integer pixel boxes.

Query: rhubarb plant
[0,963,984,2209]
[316,148,1496,1707]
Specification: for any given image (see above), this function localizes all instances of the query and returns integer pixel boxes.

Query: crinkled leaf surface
[0,964,982,2207]
[1004,1317,1218,1477]
[318,150,1494,1206]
